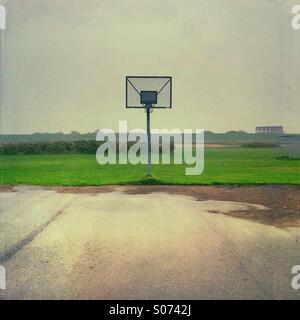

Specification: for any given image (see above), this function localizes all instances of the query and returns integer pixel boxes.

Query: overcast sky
[0,0,299,134]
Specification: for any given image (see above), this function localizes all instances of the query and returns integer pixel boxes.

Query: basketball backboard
[126,76,172,108]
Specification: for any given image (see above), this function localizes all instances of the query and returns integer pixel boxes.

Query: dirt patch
[0,185,15,192]
[50,186,116,194]
[122,185,300,228]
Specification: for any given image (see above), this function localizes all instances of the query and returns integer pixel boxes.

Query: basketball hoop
[125,76,172,176]
[144,107,154,114]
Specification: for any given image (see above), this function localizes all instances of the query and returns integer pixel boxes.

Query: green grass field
[1,148,299,186]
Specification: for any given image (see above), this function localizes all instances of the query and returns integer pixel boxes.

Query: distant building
[255,126,284,134]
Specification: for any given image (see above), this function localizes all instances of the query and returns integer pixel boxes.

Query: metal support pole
[146,105,151,176]
[0,29,4,134]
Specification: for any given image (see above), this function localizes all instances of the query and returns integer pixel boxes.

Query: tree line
[1,141,101,155]
[0,140,165,155]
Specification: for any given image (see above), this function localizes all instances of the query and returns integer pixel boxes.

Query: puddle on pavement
[1,185,300,228]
